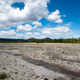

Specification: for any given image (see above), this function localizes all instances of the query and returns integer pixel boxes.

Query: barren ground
[0,43,80,80]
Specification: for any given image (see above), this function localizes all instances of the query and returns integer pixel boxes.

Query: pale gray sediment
[0,51,80,78]
[0,43,80,80]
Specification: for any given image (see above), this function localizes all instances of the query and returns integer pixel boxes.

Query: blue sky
[0,0,80,39]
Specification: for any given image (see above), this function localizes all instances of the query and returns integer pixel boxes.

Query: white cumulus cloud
[55,19,63,23]
[47,9,63,23]
[16,24,32,32]
[0,30,24,39]
[0,0,49,29]
[25,32,40,38]
[32,21,42,28]
[40,26,72,36]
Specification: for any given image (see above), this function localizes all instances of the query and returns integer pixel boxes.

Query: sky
[0,0,80,39]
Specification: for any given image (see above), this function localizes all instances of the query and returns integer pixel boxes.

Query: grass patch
[62,52,64,53]
[0,72,7,79]
[36,75,39,78]
[22,65,24,67]
[44,78,48,80]
[15,72,18,74]
[54,78,57,80]
[3,68,6,70]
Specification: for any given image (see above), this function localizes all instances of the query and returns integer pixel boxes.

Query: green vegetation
[36,75,39,78]
[79,37,80,43]
[22,65,24,67]
[44,78,48,80]
[0,72,7,79]
[0,37,79,43]
[3,68,6,70]
[15,72,18,74]
[54,78,57,80]
[62,52,64,53]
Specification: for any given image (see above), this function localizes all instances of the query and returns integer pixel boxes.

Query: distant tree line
[79,37,80,43]
[0,37,80,43]
[36,38,79,43]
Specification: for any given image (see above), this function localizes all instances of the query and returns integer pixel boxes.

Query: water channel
[0,51,80,78]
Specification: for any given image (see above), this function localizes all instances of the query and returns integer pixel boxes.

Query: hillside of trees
[0,37,80,43]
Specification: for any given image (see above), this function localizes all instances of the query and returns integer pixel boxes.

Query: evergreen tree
[79,37,80,43]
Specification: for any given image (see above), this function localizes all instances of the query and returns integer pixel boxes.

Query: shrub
[36,75,39,78]
[0,72,7,79]
[44,78,48,80]
[3,68,6,70]
[15,72,18,74]
[54,78,57,80]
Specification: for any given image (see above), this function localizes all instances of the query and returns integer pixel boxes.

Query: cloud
[16,24,32,32]
[65,22,73,26]
[25,32,32,36]
[0,0,49,29]
[0,0,68,39]
[0,0,65,30]
[47,9,63,23]
[32,21,42,28]
[55,19,63,23]
[34,32,40,35]
[0,29,40,39]
[26,32,40,36]
[25,32,40,38]
[25,32,46,39]
[39,26,72,36]
[74,36,79,39]
[0,30,24,39]
[63,15,66,17]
